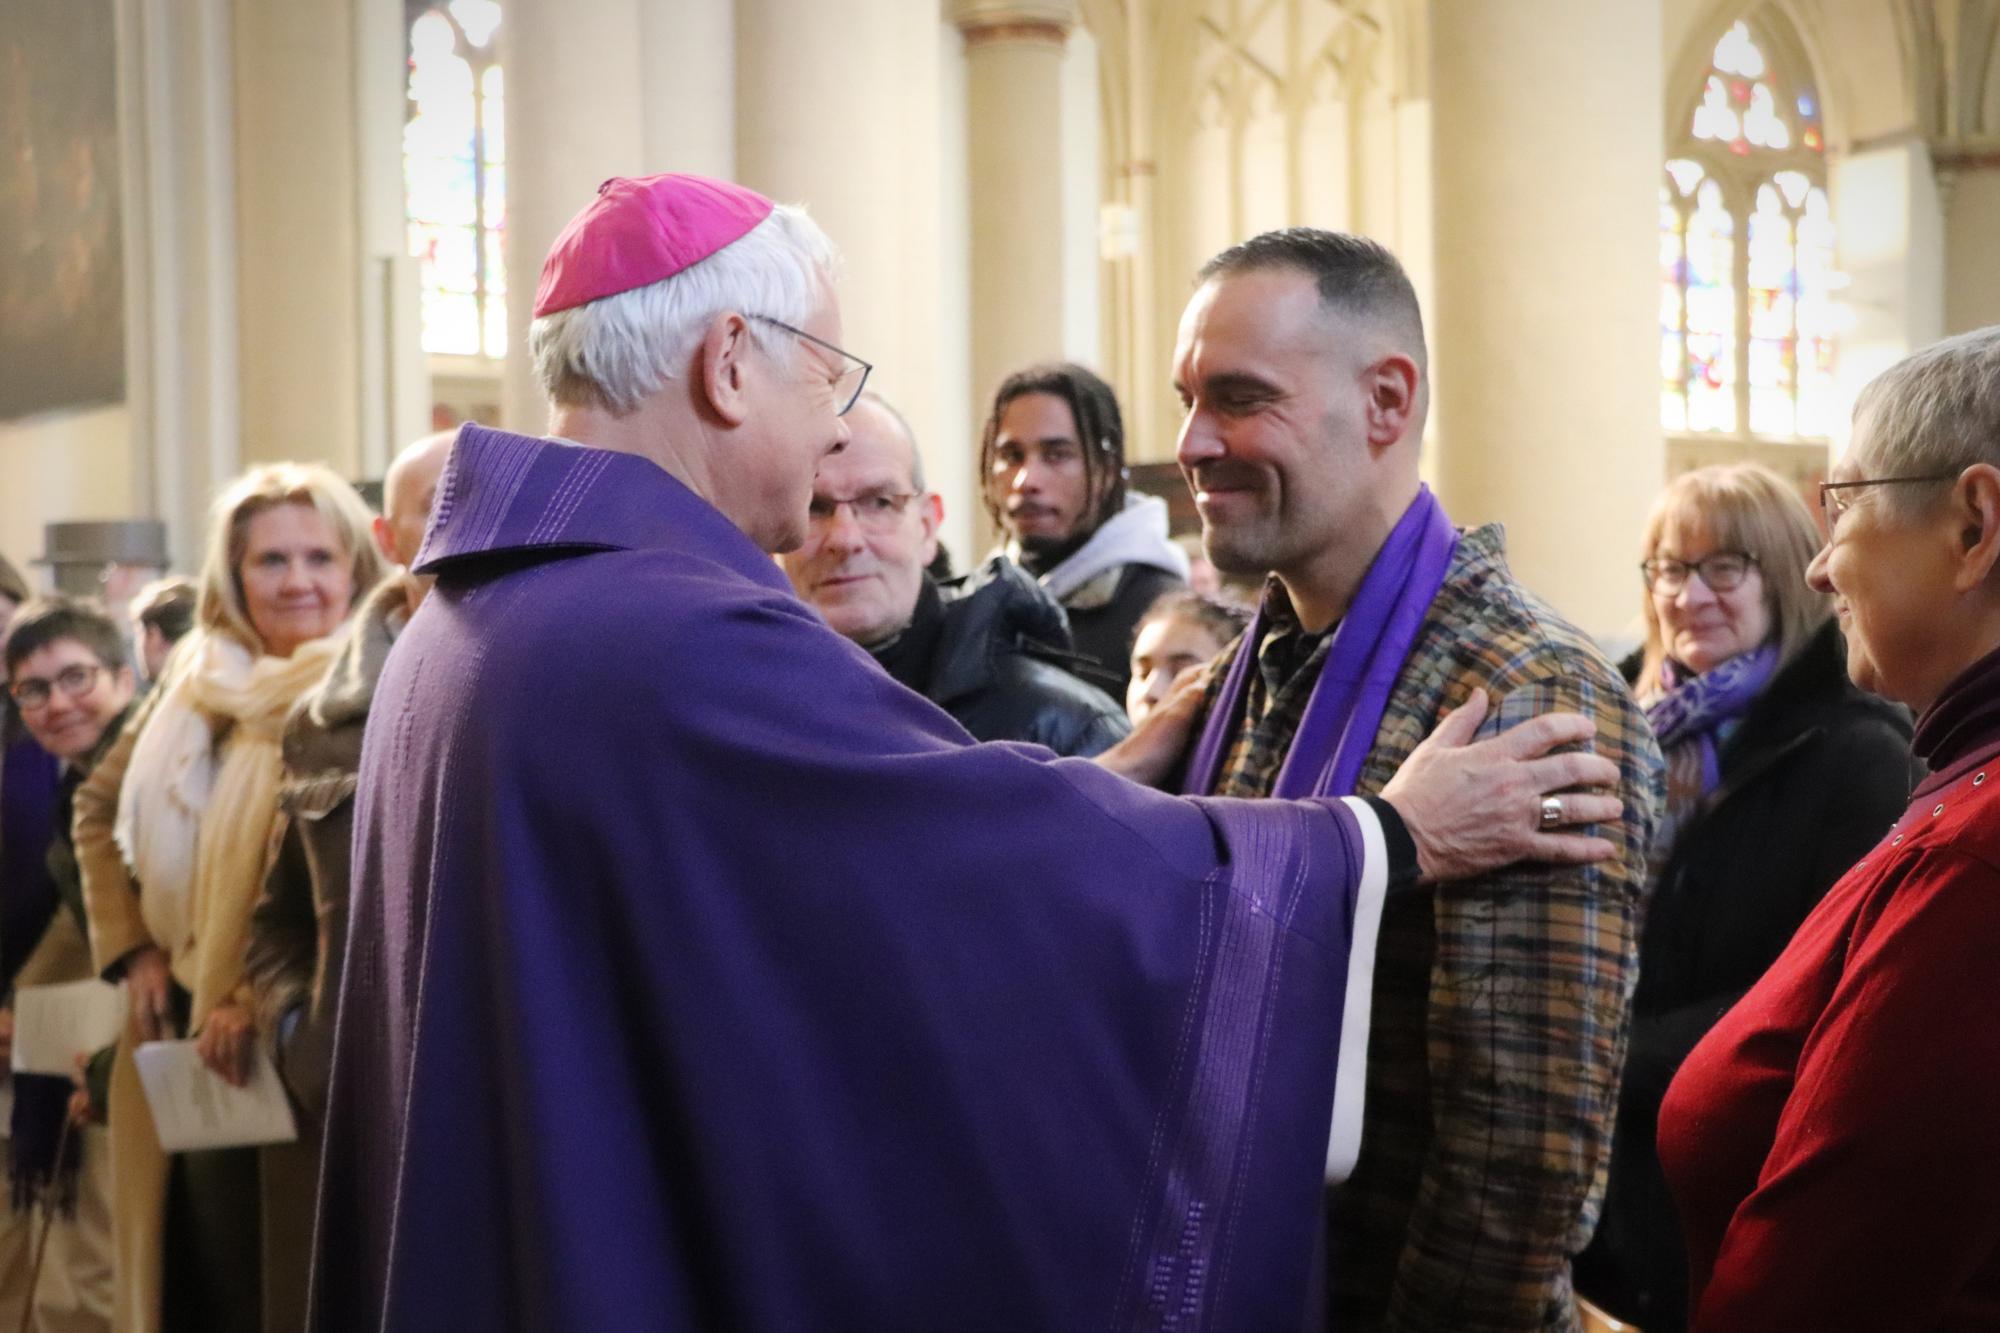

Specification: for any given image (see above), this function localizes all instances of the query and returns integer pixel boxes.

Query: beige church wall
[1430,0,1664,641]
[740,2,967,562]
[934,21,977,566]
[1946,167,2000,335]
[0,409,135,581]
[1063,24,1106,379]
[497,0,648,434]
[1831,141,1946,458]
[232,0,364,477]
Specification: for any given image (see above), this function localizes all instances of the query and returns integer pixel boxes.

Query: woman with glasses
[71,464,384,1333]
[1575,463,1916,1332]
[1660,330,2000,1327]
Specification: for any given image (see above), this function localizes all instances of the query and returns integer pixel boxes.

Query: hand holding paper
[11,979,126,1077]
[132,1039,297,1153]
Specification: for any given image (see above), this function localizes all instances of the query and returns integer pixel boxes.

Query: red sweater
[1658,738,2000,1330]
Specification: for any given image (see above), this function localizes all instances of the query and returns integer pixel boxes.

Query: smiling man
[781,392,1127,755]
[1166,229,1663,1331]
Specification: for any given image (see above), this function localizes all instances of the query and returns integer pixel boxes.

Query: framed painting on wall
[0,0,125,422]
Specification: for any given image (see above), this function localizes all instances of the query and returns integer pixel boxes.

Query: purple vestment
[313,426,1390,1331]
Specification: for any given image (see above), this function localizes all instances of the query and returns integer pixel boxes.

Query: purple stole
[1183,487,1459,799]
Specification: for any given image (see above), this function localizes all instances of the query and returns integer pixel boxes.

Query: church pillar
[1428,0,1663,637]
[948,2,1079,488]
[498,0,647,432]
[736,0,964,559]
[500,0,738,432]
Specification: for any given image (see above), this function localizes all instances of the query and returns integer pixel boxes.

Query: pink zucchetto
[531,173,776,318]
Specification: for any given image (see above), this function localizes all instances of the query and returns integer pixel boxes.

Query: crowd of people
[0,167,1995,1332]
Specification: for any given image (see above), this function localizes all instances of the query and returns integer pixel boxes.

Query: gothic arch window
[1660,15,1837,440]
[404,0,505,358]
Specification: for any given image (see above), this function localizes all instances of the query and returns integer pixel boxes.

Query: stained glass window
[1662,16,1836,440]
[405,1,505,358]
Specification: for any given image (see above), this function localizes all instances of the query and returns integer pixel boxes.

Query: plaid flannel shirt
[1198,524,1662,1332]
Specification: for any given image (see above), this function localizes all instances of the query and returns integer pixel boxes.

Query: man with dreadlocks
[981,362,1187,696]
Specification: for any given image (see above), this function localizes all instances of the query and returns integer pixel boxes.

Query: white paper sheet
[132,1040,298,1153]
[11,979,127,1076]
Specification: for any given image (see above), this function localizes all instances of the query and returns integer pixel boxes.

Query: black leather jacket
[871,560,1130,758]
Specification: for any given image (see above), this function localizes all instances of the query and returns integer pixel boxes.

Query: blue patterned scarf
[1645,641,1780,871]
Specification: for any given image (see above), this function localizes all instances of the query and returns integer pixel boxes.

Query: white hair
[1854,325,2000,510]
[529,202,839,416]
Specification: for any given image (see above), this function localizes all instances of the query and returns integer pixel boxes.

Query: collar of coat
[412,425,791,599]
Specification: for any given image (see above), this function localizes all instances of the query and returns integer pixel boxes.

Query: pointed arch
[1661,5,1840,444]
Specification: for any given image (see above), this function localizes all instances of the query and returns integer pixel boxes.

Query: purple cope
[311,426,1388,1331]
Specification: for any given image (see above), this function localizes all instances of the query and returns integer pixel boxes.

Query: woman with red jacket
[1660,325,2000,1329]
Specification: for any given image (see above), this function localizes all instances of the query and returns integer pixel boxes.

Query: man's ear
[919,492,944,567]
[698,312,755,427]
[1364,353,1421,452]
[370,515,399,567]
[1952,463,2000,593]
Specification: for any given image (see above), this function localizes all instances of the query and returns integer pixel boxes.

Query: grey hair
[529,203,839,416]
[1853,324,2000,512]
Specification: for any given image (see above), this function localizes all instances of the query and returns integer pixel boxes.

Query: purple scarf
[1183,486,1458,798]
[1644,642,1779,871]
[1647,642,1780,793]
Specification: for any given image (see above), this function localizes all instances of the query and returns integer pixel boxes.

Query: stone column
[1429,0,1663,637]
[640,0,735,179]
[949,1,1079,417]
[736,0,963,557]
[499,0,646,431]
[499,0,738,431]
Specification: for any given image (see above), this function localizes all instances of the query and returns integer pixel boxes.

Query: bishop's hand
[1381,689,1623,883]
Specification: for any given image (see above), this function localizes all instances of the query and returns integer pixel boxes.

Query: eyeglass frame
[1639,550,1761,594]
[806,491,923,534]
[1818,471,1963,530]
[7,661,107,712]
[746,315,872,416]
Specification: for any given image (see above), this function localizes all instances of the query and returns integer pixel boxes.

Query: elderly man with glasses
[779,391,1128,756]
[314,173,1631,1332]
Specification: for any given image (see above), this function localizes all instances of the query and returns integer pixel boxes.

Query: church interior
[5,0,1999,640]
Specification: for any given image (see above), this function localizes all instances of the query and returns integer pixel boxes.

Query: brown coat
[245,577,410,1333]
[75,634,337,1333]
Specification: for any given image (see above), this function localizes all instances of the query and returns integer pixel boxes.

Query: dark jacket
[1061,563,1186,699]
[873,560,1130,758]
[1576,620,1919,1331]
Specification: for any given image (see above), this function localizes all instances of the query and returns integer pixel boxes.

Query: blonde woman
[74,464,383,1333]
[1575,464,1916,1331]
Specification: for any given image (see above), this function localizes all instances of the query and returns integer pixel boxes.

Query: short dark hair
[1133,589,1251,653]
[131,577,198,644]
[978,361,1127,537]
[1197,228,1427,371]
[4,596,130,678]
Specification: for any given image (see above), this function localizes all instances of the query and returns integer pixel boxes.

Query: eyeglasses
[808,492,920,533]
[8,662,105,712]
[1819,472,1962,529]
[748,316,872,416]
[1640,551,1759,594]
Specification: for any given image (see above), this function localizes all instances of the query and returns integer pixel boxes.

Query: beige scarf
[114,631,340,1021]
